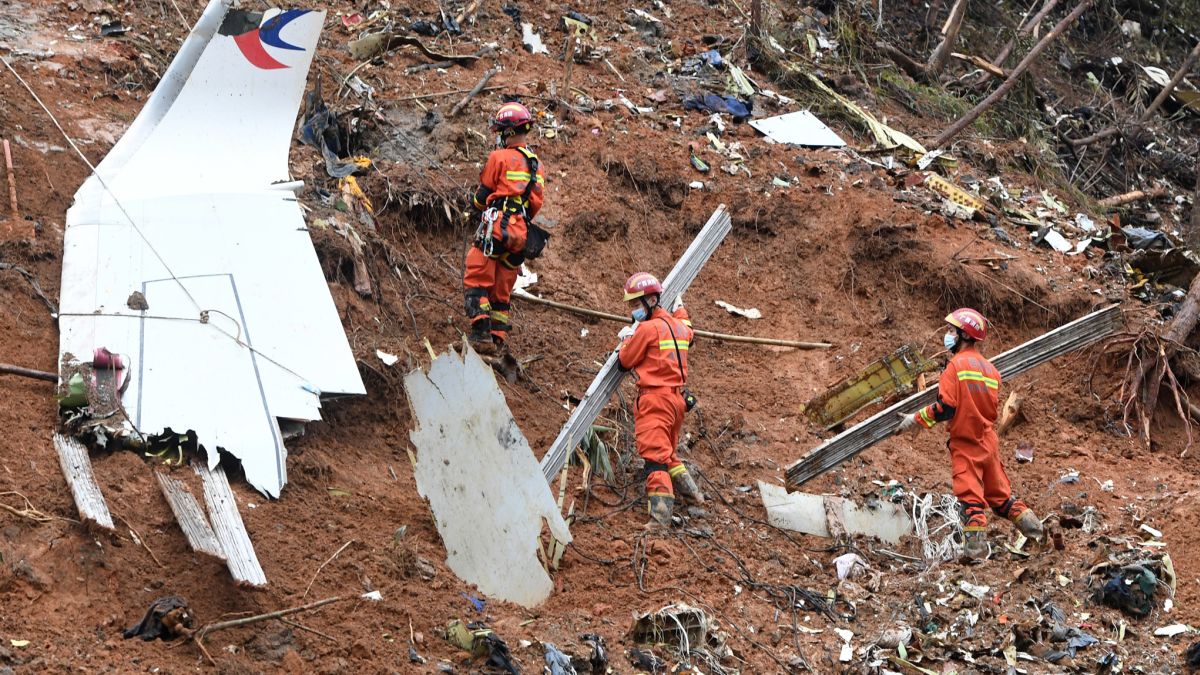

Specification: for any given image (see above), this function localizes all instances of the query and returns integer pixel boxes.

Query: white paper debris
[1153,624,1192,637]
[362,590,384,601]
[715,300,762,319]
[514,267,538,293]
[689,181,705,189]
[1140,523,1163,538]
[1075,213,1097,231]
[377,350,399,366]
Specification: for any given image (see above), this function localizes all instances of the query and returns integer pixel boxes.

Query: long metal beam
[540,205,733,481]
[785,304,1122,489]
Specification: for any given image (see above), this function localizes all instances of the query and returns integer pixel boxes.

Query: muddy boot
[468,321,496,355]
[962,529,988,560]
[1013,509,1045,542]
[646,495,674,529]
[672,470,705,505]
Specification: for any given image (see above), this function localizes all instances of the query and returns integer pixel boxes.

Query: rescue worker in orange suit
[896,308,1044,559]
[463,102,546,354]
[616,272,705,527]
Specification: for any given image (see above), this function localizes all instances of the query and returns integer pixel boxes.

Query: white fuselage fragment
[405,345,572,608]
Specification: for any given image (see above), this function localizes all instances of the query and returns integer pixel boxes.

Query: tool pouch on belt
[682,389,698,412]
[523,222,550,259]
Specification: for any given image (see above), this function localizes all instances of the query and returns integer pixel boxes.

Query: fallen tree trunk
[1070,40,1200,147]
[1097,187,1168,209]
[930,0,1092,150]
[926,0,969,78]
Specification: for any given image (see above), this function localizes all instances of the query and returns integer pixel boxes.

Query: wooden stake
[449,66,499,117]
[561,32,577,112]
[930,0,1092,150]
[3,139,18,219]
[512,290,833,349]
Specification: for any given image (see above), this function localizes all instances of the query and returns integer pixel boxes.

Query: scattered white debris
[958,580,990,600]
[748,110,845,147]
[514,267,538,293]
[376,349,399,366]
[1038,229,1073,253]
[689,181,705,190]
[1166,598,1174,613]
[521,23,548,54]
[1075,213,1097,231]
[715,300,763,319]
[580,328,589,338]
[1140,524,1163,539]
[362,590,383,601]
[1098,478,1115,492]
[833,553,868,580]
[916,149,946,171]
[1153,624,1192,638]
[834,628,854,662]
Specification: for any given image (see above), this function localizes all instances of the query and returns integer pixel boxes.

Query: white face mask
[943,330,959,351]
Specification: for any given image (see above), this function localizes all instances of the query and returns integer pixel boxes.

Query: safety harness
[658,316,697,411]
[474,147,549,265]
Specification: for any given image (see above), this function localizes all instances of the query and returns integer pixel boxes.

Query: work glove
[670,293,684,313]
[617,325,635,341]
[894,412,917,433]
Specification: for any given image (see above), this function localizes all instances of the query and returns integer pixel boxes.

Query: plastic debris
[958,580,990,599]
[1154,624,1193,637]
[362,590,383,601]
[445,620,518,674]
[122,596,193,642]
[376,349,399,366]
[544,642,578,674]
[833,553,868,580]
[521,23,548,54]
[834,628,854,662]
[714,300,762,319]
[1140,523,1163,538]
[683,94,751,121]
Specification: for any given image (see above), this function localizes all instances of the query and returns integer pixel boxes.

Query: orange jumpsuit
[463,144,545,343]
[618,306,694,498]
[912,346,1028,533]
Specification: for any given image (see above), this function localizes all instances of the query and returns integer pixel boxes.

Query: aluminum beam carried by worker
[785,304,1122,489]
[539,205,732,482]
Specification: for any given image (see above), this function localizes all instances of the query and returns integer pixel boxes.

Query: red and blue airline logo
[218,8,312,70]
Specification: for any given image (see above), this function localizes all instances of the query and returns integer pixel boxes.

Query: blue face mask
[631,307,648,322]
[943,330,959,351]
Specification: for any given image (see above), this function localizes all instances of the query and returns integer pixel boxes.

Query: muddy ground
[2,0,1200,672]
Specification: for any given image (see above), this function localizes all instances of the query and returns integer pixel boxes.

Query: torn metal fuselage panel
[57,0,363,498]
[805,344,936,430]
[405,344,571,608]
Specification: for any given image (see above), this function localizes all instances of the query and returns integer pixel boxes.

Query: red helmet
[945,308,988,342]
[623,272,663,301]
[490,102,533,132]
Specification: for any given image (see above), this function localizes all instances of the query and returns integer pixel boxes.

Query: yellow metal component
[806,344,937,429]
[924,173,986,212]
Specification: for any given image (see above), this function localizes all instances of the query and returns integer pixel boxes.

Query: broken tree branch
[1125,272,1200,444]
[513,290,834,349]
[975,0,1060,85]
[192,596,347,665]
[1097,187,1168,209]
[1070,40,1200,147]
[302,540,354,598]
[0,262,59,315]
[926,0,969,78]
[449,66,499,117]
[0,362,56,382]
[930,0,1092,150]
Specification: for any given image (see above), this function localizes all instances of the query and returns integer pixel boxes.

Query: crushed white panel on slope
[758,481,912,544]
[539,205,733,481]
[155,471,225,559]
[57,0,364,498]
[196,463,267,586]
[749,110,846,147]
[406,344,572,608]
[52,434,114,530]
